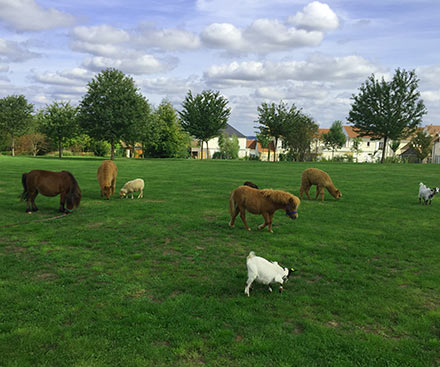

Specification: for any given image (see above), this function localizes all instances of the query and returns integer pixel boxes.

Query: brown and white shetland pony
[21,170,81,213]
[229,185,300,233]
[97,160,117,199]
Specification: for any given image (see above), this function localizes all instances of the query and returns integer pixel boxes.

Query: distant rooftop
[222,123,246,138]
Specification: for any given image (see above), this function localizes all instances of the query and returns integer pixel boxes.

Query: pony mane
[62,171,82,208]
[260,189,295,205]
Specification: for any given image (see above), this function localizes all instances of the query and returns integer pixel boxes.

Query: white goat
[419,182,439,205]
[244,251,294,296]
[120,178,144,199]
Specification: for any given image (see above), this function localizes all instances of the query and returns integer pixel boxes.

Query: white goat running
[120,178,144,199]
[418,182,439,205]
[244,251,294,296]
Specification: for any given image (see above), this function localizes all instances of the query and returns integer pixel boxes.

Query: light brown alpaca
[97,160,118,199]
[300,168,341,202]
[229,186,300,233]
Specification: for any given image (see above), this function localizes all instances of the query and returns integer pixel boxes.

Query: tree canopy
[78,68,146,159]
[322,120,346,159]
[37,101,79,158]
[410,130,432,161]
[283,112,318,161]
[0,95,34,156]
[347,68,427,163]
[143,100,190,158]
[179,90,230,159]
[255,101,295,162]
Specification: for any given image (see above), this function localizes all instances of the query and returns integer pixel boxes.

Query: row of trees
[0,67,430,162]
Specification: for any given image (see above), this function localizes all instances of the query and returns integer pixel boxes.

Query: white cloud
[0,38,40,62]
[0,0,76,31]
[31,68,93,86]
[204,55,383,87]
[72,25,130,44]
[139,75,202,96]
[201,19,323,54]
[81,55,178,75]
[288,1,339,32]
[134,24,201,51]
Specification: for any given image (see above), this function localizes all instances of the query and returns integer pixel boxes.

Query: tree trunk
[11,135,15,156]
[58,139,62,159]
[111,141,115,160]
[206,140,209,159]
[380,136,388,163]
[200,140,203,159]
[267,144,271,161]
[273,138,278,162]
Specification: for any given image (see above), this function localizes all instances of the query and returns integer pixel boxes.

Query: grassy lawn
[0,156,439,367]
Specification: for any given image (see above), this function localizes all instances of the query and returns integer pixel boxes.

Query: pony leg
[239,210,251,231]
[111,179,116,195]
[229,207,240,227]
[258,212,271,232]
[29,191,38,212]
[58,193,66,213]
[138,189,143,199]
[304,185,311,200]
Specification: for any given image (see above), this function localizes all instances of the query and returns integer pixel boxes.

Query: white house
[190,124,247,159]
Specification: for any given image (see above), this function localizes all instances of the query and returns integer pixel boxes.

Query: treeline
[0,67,428,162]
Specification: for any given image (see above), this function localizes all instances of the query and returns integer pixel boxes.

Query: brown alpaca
[97,160,118,199]
[300,168,341,202]
[229,186,300,233]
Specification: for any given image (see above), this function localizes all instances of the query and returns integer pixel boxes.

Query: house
[425,125,440,164]
[246,139,278,161]
[190,123,247,159]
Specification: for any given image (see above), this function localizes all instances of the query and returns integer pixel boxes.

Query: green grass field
[0,156,439,367]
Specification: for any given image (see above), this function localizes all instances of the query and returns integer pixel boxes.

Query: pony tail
[229,191,237,217]
[20,173,28,201]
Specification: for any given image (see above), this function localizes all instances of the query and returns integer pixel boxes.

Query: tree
[78,68,146,160]
[256,132,272,161]
[37,101,79,158]
[0,95,33,156]
[351,136,363,162]
[389,140,401,156]
[411,130,432,162]
[283,112,318,161]
[179,90,230,159]
[348,68,427,163]
[256,101,295,162]
[322,120,346,159]
[217,132,239,159]
[144,100,190,158]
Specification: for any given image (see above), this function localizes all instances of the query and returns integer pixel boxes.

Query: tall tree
[37,101,79,158]
[218,132,239,159]
[410,130,432,162]
[283,112,318,161]
[144,100,190,158]
[256,101,293,162]
[78,68,146,160]
[351,136,363,162]
[348,68,427,163]
[256,132,272,161]
[0,95,33,156]
[322,120,346,159]
[179,90,230,159]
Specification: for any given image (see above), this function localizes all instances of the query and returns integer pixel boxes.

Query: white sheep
[120,178,144,199]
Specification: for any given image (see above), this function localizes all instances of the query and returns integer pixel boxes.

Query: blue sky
[1,0,439,135]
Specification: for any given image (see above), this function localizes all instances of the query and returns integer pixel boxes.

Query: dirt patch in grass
[35,272,58,281]
[4,245,26,254]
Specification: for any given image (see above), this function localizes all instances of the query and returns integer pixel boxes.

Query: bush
[91,140,110,157]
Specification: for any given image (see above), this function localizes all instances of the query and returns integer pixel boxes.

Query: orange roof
[425,125,440,136]
[344,126,361,138]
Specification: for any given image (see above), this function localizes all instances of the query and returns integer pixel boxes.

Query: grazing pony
[97,160,117,199]
[229,185,300,233]
[300,168,341,202]
[21,170,81,213]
